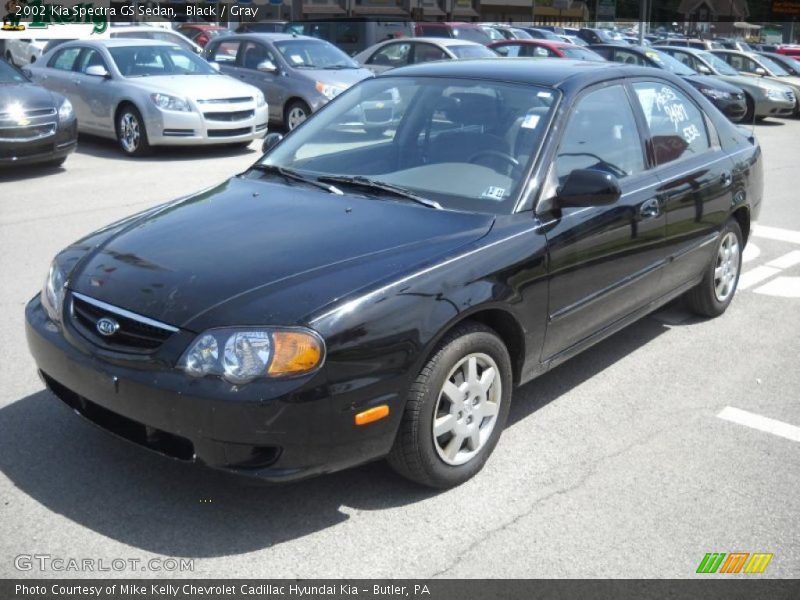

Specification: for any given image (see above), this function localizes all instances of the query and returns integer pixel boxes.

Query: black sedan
[588,44,748,122]
[0,58,77,167]
[26,59,762,488]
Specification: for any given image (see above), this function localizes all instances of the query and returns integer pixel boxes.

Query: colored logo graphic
[696,552,773,574]
[2,0,27,31]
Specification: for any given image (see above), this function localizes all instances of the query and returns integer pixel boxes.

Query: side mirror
[257,60,278,73]
[85,65,110,78]
[209,61,221,72]
[557,169,621,207]
[262,132,283,153]
[755,66,766,76]
[697,64,711,74]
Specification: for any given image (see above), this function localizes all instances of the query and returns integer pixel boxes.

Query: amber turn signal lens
[268,331,323,376]
[354,405,390,426]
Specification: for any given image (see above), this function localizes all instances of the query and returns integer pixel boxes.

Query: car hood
[683,74,742,93]
[67,176,494,331]
[717,73,788,92]
[295,67,373,88]
[0,82,61,109]
[767,74,800,90]
[123,74,259,100]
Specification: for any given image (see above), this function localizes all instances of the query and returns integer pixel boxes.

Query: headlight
[255,90,266,108]
[150,93,191,112]
[179,327,324,384]
[315,81,346,101]
[41,260,66,323]
[57,98,73,122]
[698,87,731,100]
[763,87,785,100]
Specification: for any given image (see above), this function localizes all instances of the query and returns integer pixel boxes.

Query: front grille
[0,107,56,121]
[0,123,56,142]
[203,109,254,122]
[207,126,251,138]
[197,97,253,105]
[70,292,177,353]
[42,372,195,461]
[786,91,796,103]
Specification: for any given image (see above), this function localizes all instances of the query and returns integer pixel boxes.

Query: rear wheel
[742,93,755,123]
[685,219,743,317]
[388,322,512,488]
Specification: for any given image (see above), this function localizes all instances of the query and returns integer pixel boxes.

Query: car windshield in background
[449,45,497,59]
[274,40,358,69]
[0,60,27,83]
[697,51,739,75]
[261,76,558,214]
[758,55,790,76]
[646,49,696,75]
[451,27,492,45]
[108,46,217,77]
[562,46,605,61]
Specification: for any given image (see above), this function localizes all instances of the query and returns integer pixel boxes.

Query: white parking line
[742,242,760,263]
[766,250,800,270]
[754,276,800,298]
[718,407,800,443]
[753,224,800,245]
[738,266,781,290]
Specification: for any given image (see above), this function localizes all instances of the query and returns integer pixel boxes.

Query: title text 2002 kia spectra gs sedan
[26,60,763,488]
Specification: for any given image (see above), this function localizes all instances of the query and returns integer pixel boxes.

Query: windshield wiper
[316,175,441,209]
[322,65,354,70]
[248,164,343,195]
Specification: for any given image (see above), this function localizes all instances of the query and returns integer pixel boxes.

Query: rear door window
[49,47,82,71]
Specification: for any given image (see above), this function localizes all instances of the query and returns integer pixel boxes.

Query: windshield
[646,49,696,75]
[561,46,606,61]
[757,55,790,76]
[108,46,217,77]
[450,45,497,59]
[0,60,27,83]
[452,27,492,45]
[275,39,358,69]
[260,77,558,214]
[697,51,738,75]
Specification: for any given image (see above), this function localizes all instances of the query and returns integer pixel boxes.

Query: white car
[354,38,497,75]
[4,39,48,66]
[29,39,268,156]
[109,25,203,55]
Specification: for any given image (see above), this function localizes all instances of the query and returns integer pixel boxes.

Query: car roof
[655,45,706,55]
[409,37,483,47]
[381,57,651,89]
[220,32,320,42]
[61,38,177,48]
[490,39,572,48]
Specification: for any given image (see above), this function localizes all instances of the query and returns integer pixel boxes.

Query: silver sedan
[28,39,269,156]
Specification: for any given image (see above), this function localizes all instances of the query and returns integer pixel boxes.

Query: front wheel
[685,219,743,317]
[116,105,150,157]
[284,100,310,131]
[388,322,512,488]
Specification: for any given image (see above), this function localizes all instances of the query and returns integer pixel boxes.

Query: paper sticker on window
[521,114,540,129]
[289,54,304,64]
[537,91,552,99]
[481,186,506,201]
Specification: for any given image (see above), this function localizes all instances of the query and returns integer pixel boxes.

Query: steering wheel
[468,150,519,172]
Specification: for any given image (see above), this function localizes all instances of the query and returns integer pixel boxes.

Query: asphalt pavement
[0,121,798,579]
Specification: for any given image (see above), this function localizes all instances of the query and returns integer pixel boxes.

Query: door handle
[639,198,661,220]
[720,172,733,187]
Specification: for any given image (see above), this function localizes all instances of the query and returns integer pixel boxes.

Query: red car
[176,24,230,48]
[488,39,605,61]
[776,45,800,59]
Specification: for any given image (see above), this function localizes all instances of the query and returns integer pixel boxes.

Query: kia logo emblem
[96,317,120,337]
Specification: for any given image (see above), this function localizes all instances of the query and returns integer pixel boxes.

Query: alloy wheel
[432,352,502,466]
[714,231,740,302]
[287,106,308,130]
[119,112,140,154]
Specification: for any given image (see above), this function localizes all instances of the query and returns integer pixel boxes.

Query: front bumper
[754,94,796,118]
[144,103,269,147]
[709,94,748,122]
[0,118,77,167]
[25,295,399,482]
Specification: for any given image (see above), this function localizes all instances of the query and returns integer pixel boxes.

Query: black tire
[742,93,755,123]
[388,322,513,489]
[284,100,310,131]
[115,104,150,157]
[43,157,66,168]
[685,219,744,318]
[5,51,14,66]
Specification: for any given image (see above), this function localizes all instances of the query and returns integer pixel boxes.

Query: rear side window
[555,85,644,183]
[413,43,449,64]
[368,42,411,67]
[632,81,711,165]
[49,47,82,71]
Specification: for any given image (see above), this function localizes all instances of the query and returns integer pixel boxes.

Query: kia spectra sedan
[28,39,268,156]
[26,59,762,488]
